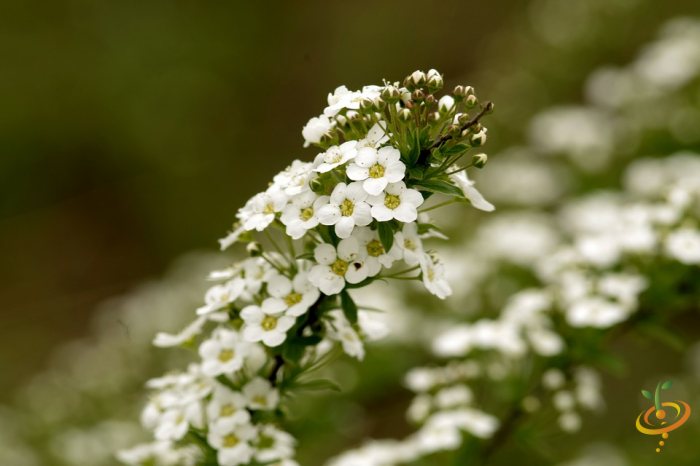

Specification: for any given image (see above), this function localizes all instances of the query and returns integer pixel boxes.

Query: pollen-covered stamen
[223,434,240,448]
[340,199,355,216]
[404,239,416,251]
[285,292,303,306]
[369,163,386,179]
[366,239,385,257]
[263,203,275,215]
[253,395,267,406]
[258,434,275,449]
[261,316,278,331]
[331,259,349,276]
[384,194,401,210]
[220,404,236,417]
[300,207,314,221]
[218,349,234,362]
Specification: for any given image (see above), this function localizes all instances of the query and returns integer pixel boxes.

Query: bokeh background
[3,0,700,464]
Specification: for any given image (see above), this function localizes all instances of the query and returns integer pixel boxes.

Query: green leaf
[340,290,358,324]
[642,390,654,399]
[420,190,434,201]
[377,221,395,253]
[418,126,431,146]
[662,381,673,389]
[413,180,465,198]
[297,378,341,392]
[417,223,445,236]
[403,128,420,167]
[283,343,304,364]
[443,143,470,156]
[408,167,425,180]
[295,252,315,261]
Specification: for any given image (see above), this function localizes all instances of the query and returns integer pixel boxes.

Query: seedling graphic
[636,380,691,452]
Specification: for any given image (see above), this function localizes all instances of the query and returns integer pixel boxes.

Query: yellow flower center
[223,434,239,448]
[300,207,314,221]
[404,239,416,251]
[220,404,236,417]
[427,267,436,281]
[263,203,275,215]
[253,395,267,406]
[218,349,234,362]
[384,194,401,210]
[369,163,386,179]
[331,259,349,276]
[366,239,384,257]
[261,316,278,331]
[340,199,354,217]
[285,292,303,306]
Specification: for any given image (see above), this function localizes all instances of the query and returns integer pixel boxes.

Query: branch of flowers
[428,101,493,151]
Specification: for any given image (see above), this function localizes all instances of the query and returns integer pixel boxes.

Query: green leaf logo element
[662,381,673,389]
[642,390,654,399]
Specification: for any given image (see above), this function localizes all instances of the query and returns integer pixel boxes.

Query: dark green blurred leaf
[340,290,358,324]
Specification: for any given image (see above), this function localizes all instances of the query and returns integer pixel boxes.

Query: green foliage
[340,290,358,324]
[662,381,673,389]
[642,390,653,399]
[377,221,395,253]
[412,180,465,198]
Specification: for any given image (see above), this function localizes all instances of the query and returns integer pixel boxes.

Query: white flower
[267,271,320,317]
[207,422,256,466]
[199,328,251,377]
[302,115,332,147]
[207,385,251,429]
[155,403,202,441]
[558,411,581,433]
[254,425,296,463]
[416,416,462,454]
[241,298,295,347]
[527,328,564,356]
[394,222,425,266]
[449,170,495,212]
[356,122,390,149]
[242,258,274,296]
[196,279,245,316]
[420,253,452,299]
[243,378,279,410]
[567,297,629,328]
[219,224,247,251]
[346,146,406,196]
[553,390,576,411]
[273,160,314,196]
[352,226,402,276]
[280,192,328,239]
[324,85,382,117]
[317,182,373,238]
[665,228,700,264]
[238,186,288,232]
[309,237,369,295]
[154,314,225,348]
[117,441,199,466]
[435,385,473,409]
[326,310,365,360]
[542,369,566,390]
[313,141,358,173]
[367,181,424,223]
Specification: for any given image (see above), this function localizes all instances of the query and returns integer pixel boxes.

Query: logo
[636,380,691,452]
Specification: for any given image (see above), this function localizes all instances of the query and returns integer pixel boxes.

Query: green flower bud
[446,124,462,138]
[411,89,425,102]
[426,69,443,92]
[381,85,402,104]
[424,94,438,107]
[453,85,475,103]
[464,94,478,109]
[359,98,374,113]
[320,131,336,146]
[346,110,361,123]
[398,108,413,124]
[472,153,488,168]
[372,96,387,112]
[457,113,470,126]
[408,70,426,88]
[484,101,495,114]
[309,177,325,193]
[247,241,263,257]
[428,112,441,123]
[471,130,487,147]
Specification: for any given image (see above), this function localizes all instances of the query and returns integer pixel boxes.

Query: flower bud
[346,110,361,123]
[359,98,374,113]
[464,94,478,109]
[428,112,441,123]
[471,130,487,147]
[424,94,437,107]
[405,99,415,109]
[247,242,263,257]
[408,70,426,88]
[484,101,495,114]
[335,114,348,127]
[309,177,325,193]
[446,124,462,138]
[411,89,425,102]
[426,69,443,92]
[453,85,474,102]
[372,96,387,112]
[381,85,402,104]
[471,123,483,134]
[320,131,336,145]
[472,153,488,168]
[457,113,470,126]
[398,108,413,124]
[438,95,455,114]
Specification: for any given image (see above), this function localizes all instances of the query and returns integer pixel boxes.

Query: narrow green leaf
[417,223,445,236]
[297,378,341,392]
[413,180,465,198]
[418,126,431,146]
[295,252,315,261]
[283,343,304,364]
[642,390,653,399]
[662,381,673,389]
[408,167,425,180]
[377,221,395,253]
[443,143,470,156]
[340,290,358,324]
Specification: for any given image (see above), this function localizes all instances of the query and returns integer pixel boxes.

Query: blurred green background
[3,0,700,464]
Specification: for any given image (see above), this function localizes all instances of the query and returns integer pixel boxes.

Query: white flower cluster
[121,70,495,465]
